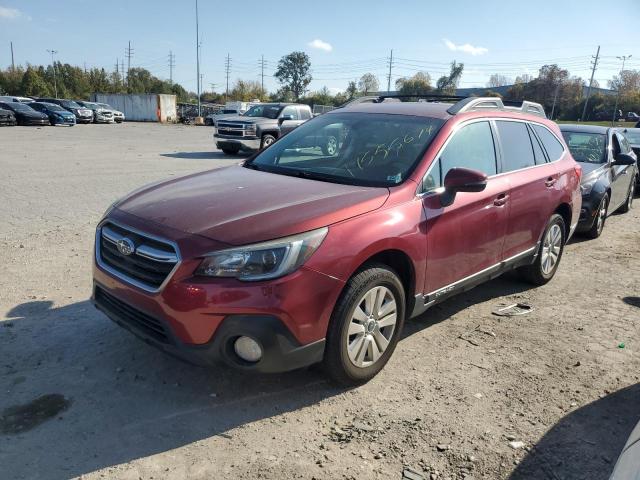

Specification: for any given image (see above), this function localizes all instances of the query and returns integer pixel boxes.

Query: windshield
[61,100,82,109]
[98,103,113,110]
[81,102,97,109]
[243,105,282,119]
[247,112,444,187]
[1,102,34,112]
[623,129,640,144]
[561,131,607,164]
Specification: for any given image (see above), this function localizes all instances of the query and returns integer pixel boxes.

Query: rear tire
[618,181,634,213]
[585,193,608,239]
[517,214,565,286]
[323,264,405,386]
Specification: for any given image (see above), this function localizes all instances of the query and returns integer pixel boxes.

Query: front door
[421,120,510,295]
[610,132,634,208]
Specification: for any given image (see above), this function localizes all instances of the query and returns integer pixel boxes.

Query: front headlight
[196,227,328,281]
[580,178,597,195]
[244,124,257,135]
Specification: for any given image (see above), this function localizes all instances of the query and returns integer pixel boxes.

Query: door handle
[545,177,557,187]
[494,193,508,207]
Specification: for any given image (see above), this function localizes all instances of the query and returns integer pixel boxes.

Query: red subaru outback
[93,96,581,385]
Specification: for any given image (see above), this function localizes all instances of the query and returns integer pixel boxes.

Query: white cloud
[0,6,22,19]
[443,38,488,56]
[308,39,333,52]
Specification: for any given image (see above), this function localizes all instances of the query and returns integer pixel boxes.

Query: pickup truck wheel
[261,134,276,149]
[323,264,405,386]
[517,214,565,286]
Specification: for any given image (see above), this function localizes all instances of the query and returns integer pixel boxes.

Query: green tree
[358,73,379,94]
[229,79,267,101]
[395,72,432,99]
[345,80,358,100]
[436,61,464,95]
[20,66,51,97]
[274,51,312,99]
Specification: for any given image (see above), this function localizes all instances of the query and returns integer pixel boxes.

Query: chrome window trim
[95,219,182,294]
[417,117,567,198]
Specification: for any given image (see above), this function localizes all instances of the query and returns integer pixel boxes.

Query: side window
[527,124,547,165]
[422,121,496,192]
[298,107,311,120]
[532,124,564,161]
[281,106,299,120]
[496,121,536,172]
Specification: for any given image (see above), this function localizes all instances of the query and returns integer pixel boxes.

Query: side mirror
[278,114,294,124]
[613,153,636,166]
[440,167,488,207]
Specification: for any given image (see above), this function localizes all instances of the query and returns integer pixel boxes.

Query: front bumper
[21,117,49,126]
[92,212,342,372]
[214,133,261,152]
[576,193,601,232]
[76,116,93,124]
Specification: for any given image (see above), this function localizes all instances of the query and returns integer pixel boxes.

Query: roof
[335,101,454,119]
[559,124,611,134]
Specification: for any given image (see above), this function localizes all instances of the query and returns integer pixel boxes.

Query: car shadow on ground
[509,383,640,479]
[160,151,248,160]
[622,296,640,308]
[0,275,535,479]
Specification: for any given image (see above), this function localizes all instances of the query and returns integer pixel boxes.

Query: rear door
[495,120,562,260]
[421,120,510,294]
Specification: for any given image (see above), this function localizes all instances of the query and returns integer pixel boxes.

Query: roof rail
[447,97,547,118]
[377,93,466,103]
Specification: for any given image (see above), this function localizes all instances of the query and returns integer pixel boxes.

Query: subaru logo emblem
[116,238,135,256]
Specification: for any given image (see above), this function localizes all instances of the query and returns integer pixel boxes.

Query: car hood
[609,420,640,479]
[218,115,272,124]
[115,165,389,245]
[578,162,606,183]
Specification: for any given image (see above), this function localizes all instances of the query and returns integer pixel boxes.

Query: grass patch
[556,120,636,128]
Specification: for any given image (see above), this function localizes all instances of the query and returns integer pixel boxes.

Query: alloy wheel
[541,224,562,275]
[596,198,607,234]
[326,136,338,155]
[346,286,397,368]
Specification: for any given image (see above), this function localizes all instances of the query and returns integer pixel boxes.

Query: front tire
[585,193,609,239]
[323,264,405,385]
[517,214,565,286]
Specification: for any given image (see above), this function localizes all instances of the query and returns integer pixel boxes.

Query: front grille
[95,287,171,343]
[97,222,179,291]
[217,122,248,137]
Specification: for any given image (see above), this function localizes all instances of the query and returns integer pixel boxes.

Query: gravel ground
[1,123,639,480]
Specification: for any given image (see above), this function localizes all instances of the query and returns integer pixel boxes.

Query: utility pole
[125,41,134,88]
[10,41,15,70]
[195,0,201,116]
[580,45,600,122]
[168,50,175,84]
[225,53,231,101]
[386,49,394,93]
[612,54,631,126]
[47,49,58,98]
[120,60,125,83]
[115,58,120,86]
[259,54,265,93]
[550,82,561,120]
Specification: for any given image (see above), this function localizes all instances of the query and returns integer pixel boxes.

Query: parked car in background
[625,112,639,122]
[0,107,16,126]
[29,102,76,126]
[36,98,93,124]
[96,103,124,123]
[620,128,640,187]
[0,101,49,126]
[0,95,34,103]
[214,103,312,154]
[560,125,637,238]
[594,110,624,121]
[76,101,114,123]
[93,96,581,385]
[205,108,242,126]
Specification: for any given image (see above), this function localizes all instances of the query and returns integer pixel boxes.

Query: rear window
[532,124,564,161]
[496,121,535,172]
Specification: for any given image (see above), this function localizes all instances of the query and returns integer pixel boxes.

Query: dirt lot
[1,123,639,480]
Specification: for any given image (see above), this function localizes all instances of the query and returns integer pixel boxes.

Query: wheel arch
[554,202,572,242]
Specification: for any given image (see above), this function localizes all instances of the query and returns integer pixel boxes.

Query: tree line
[1,51,639,121]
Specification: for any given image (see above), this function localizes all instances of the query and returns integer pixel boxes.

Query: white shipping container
[91,93,177,122]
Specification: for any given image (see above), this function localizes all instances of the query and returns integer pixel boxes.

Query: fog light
[234,336,262,363]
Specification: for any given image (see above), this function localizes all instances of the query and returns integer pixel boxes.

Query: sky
[1,0,639,96]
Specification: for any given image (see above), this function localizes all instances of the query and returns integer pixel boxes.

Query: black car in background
[560,125,637,238]
[29,102,76,126]
[36,98,93,124]
[0,101,49,126]
[0,107,16,126]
